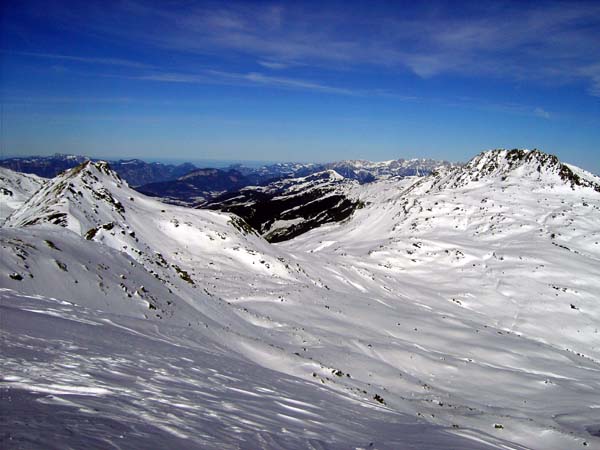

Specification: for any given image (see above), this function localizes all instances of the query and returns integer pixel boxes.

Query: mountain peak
[72,160,120,179]
[468,148,559,173]
[436,148,600,192]
[5,160,127,232]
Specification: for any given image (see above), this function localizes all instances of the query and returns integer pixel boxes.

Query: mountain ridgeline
[137,157,457,206]
[430,149,600,192]
[0,153,455,205]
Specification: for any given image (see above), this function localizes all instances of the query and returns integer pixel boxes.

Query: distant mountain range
[0,154,196,187]
[0,154,458,206]
[137,157,457,206]
[0,154,89,178]
[135,168,253,206]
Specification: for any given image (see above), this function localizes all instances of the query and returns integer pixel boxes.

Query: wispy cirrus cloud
[136,70,366,96]
[258,61,293,70]
[126,68,549,118]
[437,94,556,119]
[2,95,134,105]
[579,63,600,97]
[8,1,600,97]
[534,107,551,119]
[81,1,598,94]
[233,71,357,95]
[4,50,151,69]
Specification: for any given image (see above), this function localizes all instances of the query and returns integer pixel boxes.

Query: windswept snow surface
[2,150,600,449]
[1,289,502,449]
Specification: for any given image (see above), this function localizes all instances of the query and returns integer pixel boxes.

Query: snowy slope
[283,149,600,364]
[2,288,507,450]
[2,151,600,449]
[275,149,600,447]
[3,161,309,332]
[0,167,45,224]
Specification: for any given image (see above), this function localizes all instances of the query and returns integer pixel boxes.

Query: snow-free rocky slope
[2,149,600,449]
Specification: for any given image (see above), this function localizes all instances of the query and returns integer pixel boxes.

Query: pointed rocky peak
[67,160,123,184]
[466,149,560,175]
[5,160,129,233]
[433,149,600,192]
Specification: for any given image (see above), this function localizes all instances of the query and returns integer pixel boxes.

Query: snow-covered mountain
[0,167,45,224]
[135,157,457,207]
[431,149,600,192]
[252,158,457,183]
[2,149,600,449]
[325,158,458,182]
[4,161,298,304]
[206,170,361,242]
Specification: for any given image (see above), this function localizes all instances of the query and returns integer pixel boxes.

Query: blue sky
[1,0,599,172]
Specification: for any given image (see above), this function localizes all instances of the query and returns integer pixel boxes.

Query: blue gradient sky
[2,1,599,172]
